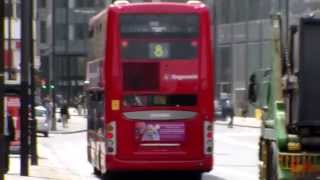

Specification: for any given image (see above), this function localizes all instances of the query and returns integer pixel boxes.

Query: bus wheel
[189,172,202,180]
[267,142,278,180]
[102,172,116,180]
[93,167,101,176]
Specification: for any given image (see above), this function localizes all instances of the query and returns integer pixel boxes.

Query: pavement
[4,108,260,180]
[215,116,261,128]
[5,108,88,180]
[50,109,87,135]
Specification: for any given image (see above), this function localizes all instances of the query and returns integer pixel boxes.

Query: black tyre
[43,132,49,137]
[267,142,278,180]
[93,167,101,176]
[102,171,117,180]
[187,172,202,180]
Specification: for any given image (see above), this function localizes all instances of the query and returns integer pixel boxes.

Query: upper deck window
[120,14,199,38]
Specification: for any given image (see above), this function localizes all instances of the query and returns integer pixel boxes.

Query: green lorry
[249,14,320,180]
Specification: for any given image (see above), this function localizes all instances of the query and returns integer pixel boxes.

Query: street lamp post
[20,0,33,176]
[66,0,71,107]
[51,0,57,131]
[0,1,6,179]
[30,0,38,165]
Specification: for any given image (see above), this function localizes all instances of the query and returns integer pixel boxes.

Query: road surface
[39,120,260,180]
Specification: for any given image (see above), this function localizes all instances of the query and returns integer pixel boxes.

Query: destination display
[120,14,199,38]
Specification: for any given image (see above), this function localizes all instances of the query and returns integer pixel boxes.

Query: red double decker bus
[86,0,214,176]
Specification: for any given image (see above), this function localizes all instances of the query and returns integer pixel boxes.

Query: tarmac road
[37,119,259,180]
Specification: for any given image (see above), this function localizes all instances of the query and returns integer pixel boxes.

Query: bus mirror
[248,74,257,103]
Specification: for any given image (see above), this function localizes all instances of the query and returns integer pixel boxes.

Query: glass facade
[37,0,320,112]
[214,0,320,114]
[38,0,110,105]
[214,0,276,114]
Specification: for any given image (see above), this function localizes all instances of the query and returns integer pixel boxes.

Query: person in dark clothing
[222,99,234,128]
[248,74,257,103]
[2,114,15,173]
[60,103,69,128]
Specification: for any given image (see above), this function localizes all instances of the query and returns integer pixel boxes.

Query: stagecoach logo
[164,74,198,81]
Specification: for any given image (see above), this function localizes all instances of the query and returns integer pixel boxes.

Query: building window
[262,41,272,69]
[56,24,67,40]
[39,0,46,8]
[220,0,231,24]
[4,2,13,17]
[76,0,105,8]
[248,43,261,78]
[233,44,247,89]
[40,56,49,80]
[216,46,233,94]
[233,0,248,22]
[76,0,85,8]
[40,21,47,43]
[95,0,106,7]
[74,23,87,40]
[56,0,68,8]
[16,2,21,18]
[260,0,271,19]
[248,0,260,20]
[87,0,95,7]
[220,47,232,82]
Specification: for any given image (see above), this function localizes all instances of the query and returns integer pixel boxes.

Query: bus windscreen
[120,14,199,38]
[123,95,197,107]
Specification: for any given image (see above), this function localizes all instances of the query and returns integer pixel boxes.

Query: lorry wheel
[267,142,278,180]
[259,140,268,180]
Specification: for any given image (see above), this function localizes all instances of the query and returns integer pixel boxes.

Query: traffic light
[41,80,47,89]
[41,80,55,90]
[49,81,55,89]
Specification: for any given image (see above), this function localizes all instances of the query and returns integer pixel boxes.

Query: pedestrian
[60,102,69,128]
[44,98,53,129]
[77,94,84,116]
[248,74,257,103]
[3,112,15,173]
[222,99,234,128]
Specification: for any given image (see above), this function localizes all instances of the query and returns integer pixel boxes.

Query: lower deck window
[123,94,197,107]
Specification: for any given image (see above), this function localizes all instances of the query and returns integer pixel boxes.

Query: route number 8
[153,44,164,58]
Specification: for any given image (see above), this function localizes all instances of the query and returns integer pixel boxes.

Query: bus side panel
[199,10,214,121]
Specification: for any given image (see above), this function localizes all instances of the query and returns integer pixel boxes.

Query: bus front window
[120,14,199,38]
[123,95,197,107]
